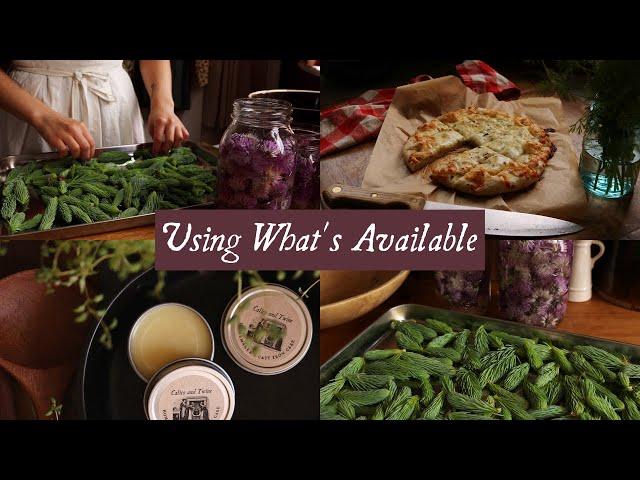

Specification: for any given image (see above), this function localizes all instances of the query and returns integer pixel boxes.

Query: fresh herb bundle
[0,147,215,234]
[537,60,640,195]
[320,319,640,420]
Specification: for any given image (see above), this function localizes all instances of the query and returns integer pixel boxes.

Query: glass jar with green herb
[579,130,640,199]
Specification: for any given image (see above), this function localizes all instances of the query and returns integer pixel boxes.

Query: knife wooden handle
[322,184,426,210]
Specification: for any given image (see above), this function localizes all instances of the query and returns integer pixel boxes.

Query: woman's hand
[32,110,96,160]
[139,60,189,154]
[0,70,96,159]
[147,99,190,154]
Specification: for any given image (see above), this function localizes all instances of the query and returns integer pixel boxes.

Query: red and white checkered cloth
[320,61,521,157]
[455,60,521,101]
[320,88,395,157]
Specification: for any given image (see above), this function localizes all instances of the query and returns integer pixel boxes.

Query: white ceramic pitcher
[569,240,605,302]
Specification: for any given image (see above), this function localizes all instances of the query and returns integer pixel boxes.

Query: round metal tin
[128,302,215,382]
[144,358,235,420]
[221,283,313,375]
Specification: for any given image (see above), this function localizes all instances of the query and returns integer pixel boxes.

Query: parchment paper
[362,76,588,220]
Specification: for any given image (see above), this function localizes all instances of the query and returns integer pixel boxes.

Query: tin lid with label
[144,358,235,420]
[221,283,313,375]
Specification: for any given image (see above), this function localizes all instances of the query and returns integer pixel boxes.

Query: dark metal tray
[320,304,640,386]
[0,141,216,240]
[80,269,319,419]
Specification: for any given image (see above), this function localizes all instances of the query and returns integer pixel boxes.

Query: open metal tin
[127,302,215,382]
[221,283,313,375]
[143,358,235,420]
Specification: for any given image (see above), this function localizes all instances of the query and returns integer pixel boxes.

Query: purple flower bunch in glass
[217,98,297,209]
[291,129,320,209]
[497,240,573,328]
[218,132,296,209]
[434,270,490,312]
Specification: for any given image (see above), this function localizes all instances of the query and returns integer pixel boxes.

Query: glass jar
[291,129,320,209]
[434,271,490,314]
[217,98,297,209]
[579,132,640,199]
[497,240,573,328]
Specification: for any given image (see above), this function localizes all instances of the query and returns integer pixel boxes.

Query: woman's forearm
[139,60,174,108]
[0,69,52,126]
[139,60,188,153]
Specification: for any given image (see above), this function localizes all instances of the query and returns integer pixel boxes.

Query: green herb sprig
[537,60,640,195]
[37,240,156,349]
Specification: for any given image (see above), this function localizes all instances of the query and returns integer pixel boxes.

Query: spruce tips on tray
[0,147,215,234]
[320,318,640,420]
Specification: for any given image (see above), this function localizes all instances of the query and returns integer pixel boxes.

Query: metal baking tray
[320,304,640,385]
[0,141,216,240]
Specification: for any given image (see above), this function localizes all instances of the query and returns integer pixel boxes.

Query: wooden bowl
[320,271,409,329]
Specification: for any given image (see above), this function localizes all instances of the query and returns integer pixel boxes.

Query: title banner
[155,210,485,270]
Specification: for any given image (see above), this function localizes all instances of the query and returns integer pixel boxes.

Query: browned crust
[404,107,554,195]
[402,119,464,172]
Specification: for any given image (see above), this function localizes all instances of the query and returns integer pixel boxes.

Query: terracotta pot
[0,269,90,368]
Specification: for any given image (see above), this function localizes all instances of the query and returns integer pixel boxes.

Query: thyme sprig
[37,240,156,349]
[45,397,63,420]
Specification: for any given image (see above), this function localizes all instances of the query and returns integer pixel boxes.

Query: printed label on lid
[148,367,234,420]
[225,286,310,373]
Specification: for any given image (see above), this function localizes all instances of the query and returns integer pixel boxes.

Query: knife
[322,184,583,237]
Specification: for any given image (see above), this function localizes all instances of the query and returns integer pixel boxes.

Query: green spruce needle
[535,362,560,388]
[447,391,501,416]
[364,349,404,361]
[502,363,530,391]
[420,391,445,419]
[336,389,390,407]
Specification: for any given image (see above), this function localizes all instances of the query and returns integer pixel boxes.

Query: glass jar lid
[221,284,313,375]
[232,97,293,127]
[144,358,235,420]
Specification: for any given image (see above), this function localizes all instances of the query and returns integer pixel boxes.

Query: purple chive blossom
[434,270,490,312]
[218,131,296,209]
[497,240,573,328]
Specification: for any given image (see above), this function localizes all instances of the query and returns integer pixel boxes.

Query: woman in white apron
[0,60,189,159]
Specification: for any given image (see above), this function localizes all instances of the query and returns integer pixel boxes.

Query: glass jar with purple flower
[291,129,320,209]
[218,98,297,209]
[497,240,574,328]
[434,270,490,314]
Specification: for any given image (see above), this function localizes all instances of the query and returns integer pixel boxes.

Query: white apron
[0,60,146,156]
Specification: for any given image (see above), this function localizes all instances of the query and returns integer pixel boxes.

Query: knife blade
[423,201,583,237]
[322,184,583,237]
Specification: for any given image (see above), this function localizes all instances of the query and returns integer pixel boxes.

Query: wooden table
[320,271,640,364]
[75,225,154,240]
[320,78,640,240]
